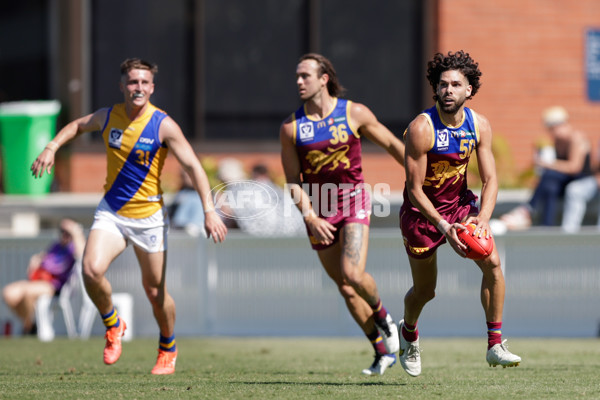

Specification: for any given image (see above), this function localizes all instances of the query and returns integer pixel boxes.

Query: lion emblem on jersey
[424,160,467,188]
[304,145,351,174]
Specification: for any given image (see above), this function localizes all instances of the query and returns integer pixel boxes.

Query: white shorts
[91,199,169,253]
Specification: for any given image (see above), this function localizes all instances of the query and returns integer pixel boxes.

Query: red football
[456,223,494,260]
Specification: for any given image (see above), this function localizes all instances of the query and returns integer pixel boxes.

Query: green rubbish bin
[0,100,61,195]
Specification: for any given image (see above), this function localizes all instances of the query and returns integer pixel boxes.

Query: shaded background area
[0,0,423,143]
[1,0,599,193]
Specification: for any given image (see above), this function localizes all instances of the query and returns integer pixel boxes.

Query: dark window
[203,0,305,141]
[319,1,423,139]
[90,0,423,143]
[91,0,193,135]
[0,2,49,102]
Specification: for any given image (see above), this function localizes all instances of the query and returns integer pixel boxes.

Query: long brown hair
[299,53,346,97]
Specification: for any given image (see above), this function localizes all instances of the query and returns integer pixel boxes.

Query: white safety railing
[1,229,599,338]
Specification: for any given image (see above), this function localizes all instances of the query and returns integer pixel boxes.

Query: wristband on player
[45,141,59,152]
[303,209,317,221]
[437,219,451,234]
[203,207,215,214]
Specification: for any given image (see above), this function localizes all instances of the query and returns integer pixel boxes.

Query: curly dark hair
[426,50,482,102]
[299,53,347,97]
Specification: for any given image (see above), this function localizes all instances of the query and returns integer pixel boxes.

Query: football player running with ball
[398,50,521,377]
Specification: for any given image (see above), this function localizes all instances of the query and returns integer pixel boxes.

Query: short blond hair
[542,106,568,127]
[120,58,158,76]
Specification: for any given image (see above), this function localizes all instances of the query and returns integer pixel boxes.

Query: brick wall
[437,0,600,176]
[68,150,407,194]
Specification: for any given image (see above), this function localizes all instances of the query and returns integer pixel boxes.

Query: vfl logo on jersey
[299,122,314,141]
[436,129,449,151]
[304,145,350,174]
[108,128,124,149]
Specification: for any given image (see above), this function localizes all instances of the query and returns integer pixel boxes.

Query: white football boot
[375,314,400,354]
[361,353,396,376]
[398,319,421,377]
[486,339,521,368]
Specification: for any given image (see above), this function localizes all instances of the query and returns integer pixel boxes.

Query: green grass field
[0,336,599,399]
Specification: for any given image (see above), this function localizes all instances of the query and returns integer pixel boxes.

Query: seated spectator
[170,168,206,237]
[500,106,595,231]
[561,165,600,233]
[2,219,85,335]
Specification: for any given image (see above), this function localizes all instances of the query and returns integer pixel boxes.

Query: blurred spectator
[215,158,247,229]
[215,159,304,236]
[500,106,595,231]
[247,163,305,236]
[170,168,206,237]
[2,219,85,335]
[561,159,600,233]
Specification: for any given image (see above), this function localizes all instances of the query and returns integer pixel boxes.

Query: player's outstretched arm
[31,109,108,178]
[350,102,405,167]
[160,117,227,243]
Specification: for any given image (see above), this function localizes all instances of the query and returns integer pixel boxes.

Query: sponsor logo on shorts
[309,235,320,245]
[404,237,430,255]
[409,246,430,255]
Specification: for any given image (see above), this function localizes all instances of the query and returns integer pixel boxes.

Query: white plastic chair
[79,291,134,342]
[34,261,81,342]
[35,260,134,342]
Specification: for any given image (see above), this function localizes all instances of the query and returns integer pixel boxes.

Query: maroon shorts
[307,187,371,251]
[400,191,479,259]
